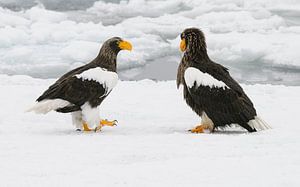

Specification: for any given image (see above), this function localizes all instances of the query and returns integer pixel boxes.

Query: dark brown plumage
[28,37,132,131]
[177,28,270,133]
[37,37,122,112]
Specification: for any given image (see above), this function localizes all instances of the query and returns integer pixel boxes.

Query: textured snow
[184,67,228,89]
[76,67,118,94]
[0,75,299,186]
[0,0,299,85]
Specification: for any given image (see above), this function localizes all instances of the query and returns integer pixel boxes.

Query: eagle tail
[26,99,71,114]
[248,116,271,131]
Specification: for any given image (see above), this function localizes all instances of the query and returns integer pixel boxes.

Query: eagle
[177,28,270,133]
[27,37,132,132]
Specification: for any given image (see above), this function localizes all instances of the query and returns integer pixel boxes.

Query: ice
[60,41,99,62]
[0,0,299,85]
[0,0,104,11]
[0,75,299,186]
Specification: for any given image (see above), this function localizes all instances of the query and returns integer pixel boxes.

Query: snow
[0,0,299,85]
[0,0,299,185]
[184,67,228,89]
[76,67,118,94]
[0,74,299,186]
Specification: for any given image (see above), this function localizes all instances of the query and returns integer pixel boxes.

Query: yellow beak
[119,40,132,51]
[180,39,186,52]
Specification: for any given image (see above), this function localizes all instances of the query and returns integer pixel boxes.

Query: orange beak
[180,39,186,52]
[119,40,132,51]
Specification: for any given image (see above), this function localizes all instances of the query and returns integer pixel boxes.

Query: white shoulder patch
[184,67,228,89]
[75,67,118,94]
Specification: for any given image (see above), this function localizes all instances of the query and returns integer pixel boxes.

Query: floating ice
[0,0,299,85]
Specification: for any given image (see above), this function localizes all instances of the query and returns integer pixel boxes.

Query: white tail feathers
[26,99,71,114]
[248,116,271,131]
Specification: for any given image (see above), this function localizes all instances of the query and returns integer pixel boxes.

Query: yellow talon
[100,119,117,127]
[94,119,117,132]
[83,122,93,132]
[81,120,117,133]
[189,124,211,133]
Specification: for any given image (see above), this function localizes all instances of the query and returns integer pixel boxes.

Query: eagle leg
[82,122,93,132]
[189,124,212,133]
[100,119,118,127]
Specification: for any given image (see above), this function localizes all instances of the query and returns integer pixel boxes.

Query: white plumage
[184,67,229,89]
[26,99,71,114]
[248,116,272,131]
[75,67,118,95]
[80,102,101,128]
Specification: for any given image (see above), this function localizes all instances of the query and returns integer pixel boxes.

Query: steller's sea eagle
[27,37,132,132]
[177,28,271,133]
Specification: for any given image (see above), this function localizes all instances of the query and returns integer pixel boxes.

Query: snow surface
[0,0,300,85]
[184,67,228,89]
[76,67,118,94]
[0,74,299,186]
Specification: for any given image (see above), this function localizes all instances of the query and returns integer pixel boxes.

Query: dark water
[120,57,300,86]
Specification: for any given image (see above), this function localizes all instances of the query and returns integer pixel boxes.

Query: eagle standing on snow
[28,37,132,132]
[177,28,270,133]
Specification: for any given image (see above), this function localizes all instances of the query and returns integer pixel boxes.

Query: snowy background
[1,0,300,186]
[0,0,300,84]
[1,75,300,186]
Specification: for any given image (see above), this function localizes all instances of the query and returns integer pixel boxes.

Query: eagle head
[180,28,206,54]
[99,37,132,59]
[96,37,132,70]
[102,37,132,54]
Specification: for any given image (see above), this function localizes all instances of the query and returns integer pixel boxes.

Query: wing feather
[185,61,257,125]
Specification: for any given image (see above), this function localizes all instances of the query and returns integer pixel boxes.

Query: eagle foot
[94,119,118,132]
[82,122,93,132]
[100,119,118,127]
[189,124,212,133]
[81,119,117,132]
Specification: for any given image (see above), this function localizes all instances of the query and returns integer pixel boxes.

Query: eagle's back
[36,62,117,113]
[37,64,93,102]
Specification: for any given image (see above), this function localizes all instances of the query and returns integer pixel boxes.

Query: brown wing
[186,61,257,128]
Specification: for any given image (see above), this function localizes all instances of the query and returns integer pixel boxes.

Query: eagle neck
[183,49,210,64]
[184,35,210,63]
[93,54,117,72]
